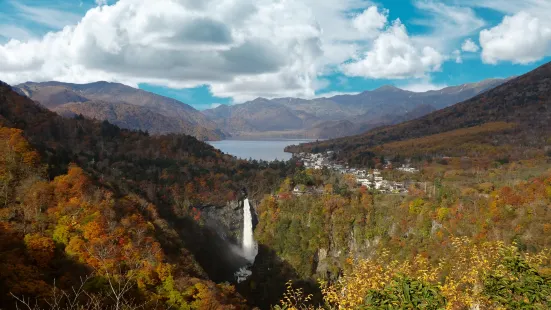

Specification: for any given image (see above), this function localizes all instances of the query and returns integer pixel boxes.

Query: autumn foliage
[0,127,247,309]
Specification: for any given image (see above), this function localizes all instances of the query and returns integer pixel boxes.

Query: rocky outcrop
[198,200,244,245]
[189,193,259,282]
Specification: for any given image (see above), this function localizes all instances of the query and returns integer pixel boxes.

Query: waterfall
[242,198,257,262]
[235,198,257,283]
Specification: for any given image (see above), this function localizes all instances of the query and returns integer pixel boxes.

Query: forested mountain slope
[0,80,297,309]
[288,62,551,164]
[251,63,551,309]
[14,81,227,140]
[203,78,508,139]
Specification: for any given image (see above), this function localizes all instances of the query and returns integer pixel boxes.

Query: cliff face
[199,200,244,245]
[190,197,259,282]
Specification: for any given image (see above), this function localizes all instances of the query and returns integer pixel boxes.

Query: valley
[1,46,551,310]
[2,1,551,309]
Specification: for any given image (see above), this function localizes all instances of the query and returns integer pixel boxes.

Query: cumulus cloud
[479,11,551,64]
[352,6,388,35]
[0,0,449,101]
[0,0,327,101]
[461,38,479,52]
[341,20,444,79]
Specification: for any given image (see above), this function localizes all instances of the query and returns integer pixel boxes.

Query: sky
[1,0,551,110]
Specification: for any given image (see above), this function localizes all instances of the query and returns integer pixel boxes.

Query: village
[293,151,419,195]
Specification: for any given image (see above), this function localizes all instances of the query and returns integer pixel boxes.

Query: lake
[208,140,315,161]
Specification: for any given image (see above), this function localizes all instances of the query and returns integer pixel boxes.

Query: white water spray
[242,198,257,262]
[235,198,257,283]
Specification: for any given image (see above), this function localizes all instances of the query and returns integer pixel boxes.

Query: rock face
[198,200,244,245]
[192,194,259,282]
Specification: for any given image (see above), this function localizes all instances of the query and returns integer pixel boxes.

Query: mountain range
[13,81,228,140]
[11,78,512,142]
[202,78,511,139]
[288,62,551,165]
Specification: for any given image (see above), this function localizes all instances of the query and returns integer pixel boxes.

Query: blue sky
[1,0,550,110]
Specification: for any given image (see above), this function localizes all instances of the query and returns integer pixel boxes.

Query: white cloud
[461,38,479,52]
[479,11,551,64]
[454,0,551,17]
[412,0,485,51]
[352,6,388,35]
[305,3,391,75]
[454,0,551,64]
[341,20,444,79]
[11,2,82,29]
[0,0,451,101]
[0,24,35,41]
[400,81,448,92]
[0,0,327,102]
[95,0,108,6]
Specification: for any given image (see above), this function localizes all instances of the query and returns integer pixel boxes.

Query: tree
[24,234,55,268]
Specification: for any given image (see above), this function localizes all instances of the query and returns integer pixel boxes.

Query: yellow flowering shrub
[293,237,551,310]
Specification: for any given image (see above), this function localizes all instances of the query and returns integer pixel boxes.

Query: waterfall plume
[235,198,257,283]
[242,198,258,262]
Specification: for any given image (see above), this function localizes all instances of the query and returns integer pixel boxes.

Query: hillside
[203,78,508,139]
[288,62,551,164]
[0,79,296,211]
[0,80,302,309]
[2,73,551,309]
[248,65,551,309]
[14,81,227,140]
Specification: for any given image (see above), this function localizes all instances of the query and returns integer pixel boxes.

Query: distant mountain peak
[373,85,402,92]
[245,97,273,105]
[88,81,121,86]
[250,97,270,102]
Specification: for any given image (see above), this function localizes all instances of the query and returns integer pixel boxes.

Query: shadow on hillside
[237,245,322,309]
[153,201,249,283]
[0,227,147,310]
